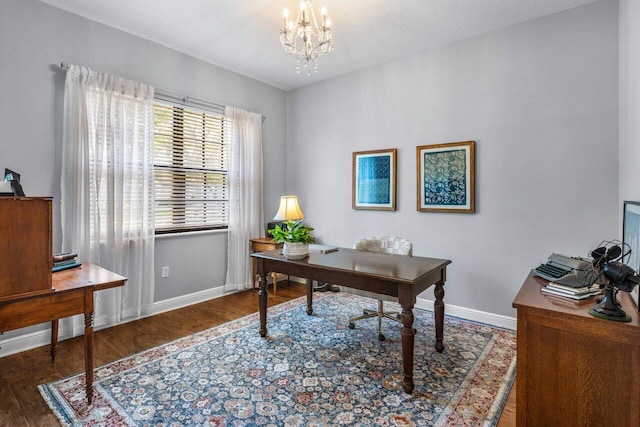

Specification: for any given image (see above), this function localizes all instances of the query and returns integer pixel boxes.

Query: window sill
[155,228,228,239]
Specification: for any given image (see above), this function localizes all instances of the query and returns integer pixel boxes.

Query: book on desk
[52,252,81,272]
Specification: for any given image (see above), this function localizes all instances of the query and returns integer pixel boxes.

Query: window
[153,100,228,234]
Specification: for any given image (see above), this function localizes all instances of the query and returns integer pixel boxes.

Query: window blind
[153,100,228,233]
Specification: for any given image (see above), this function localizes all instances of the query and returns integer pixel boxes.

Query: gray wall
[286,0,619,317]
[0,0,287,340]
[620,0,640,205]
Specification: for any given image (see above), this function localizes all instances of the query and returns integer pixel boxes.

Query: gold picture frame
[416,141,475,213]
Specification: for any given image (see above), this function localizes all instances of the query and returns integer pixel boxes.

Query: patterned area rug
[40,293,516,426]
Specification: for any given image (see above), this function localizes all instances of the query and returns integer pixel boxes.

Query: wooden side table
[250,237,284,296]
[0,263,126,404]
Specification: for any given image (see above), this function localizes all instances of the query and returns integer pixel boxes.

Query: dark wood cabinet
[513,272,640,426]
[0,197,53,301]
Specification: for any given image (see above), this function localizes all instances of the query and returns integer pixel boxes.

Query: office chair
[343,236,412,341]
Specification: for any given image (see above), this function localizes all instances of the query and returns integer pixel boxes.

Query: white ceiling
[41,0,599,91]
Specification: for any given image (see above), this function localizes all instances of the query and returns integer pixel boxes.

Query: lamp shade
[273,195,304,221]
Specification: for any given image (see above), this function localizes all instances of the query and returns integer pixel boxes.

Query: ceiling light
[280,1,334,75]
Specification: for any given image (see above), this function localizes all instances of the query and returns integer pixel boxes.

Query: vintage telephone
[4,168,25,196]
[534,253,593,287]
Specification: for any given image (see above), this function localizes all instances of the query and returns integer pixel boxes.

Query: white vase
[282,242,309,260]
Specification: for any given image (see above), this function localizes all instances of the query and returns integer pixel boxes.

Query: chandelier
[280,1,334,75]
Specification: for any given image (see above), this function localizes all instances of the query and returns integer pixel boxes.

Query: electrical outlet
[161,266,170,278]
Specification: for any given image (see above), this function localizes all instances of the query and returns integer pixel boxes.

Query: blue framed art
[417,141,475,213]
[352,149,397,210]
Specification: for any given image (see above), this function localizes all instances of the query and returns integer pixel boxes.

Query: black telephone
[4,168,25,196]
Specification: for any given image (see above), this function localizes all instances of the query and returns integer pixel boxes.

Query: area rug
[39,293,516,426]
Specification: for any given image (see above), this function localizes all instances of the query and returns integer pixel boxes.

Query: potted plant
[268,219,315,259]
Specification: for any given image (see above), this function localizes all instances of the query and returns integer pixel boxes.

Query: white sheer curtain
[225,106,264,291]
[61,64,155,334]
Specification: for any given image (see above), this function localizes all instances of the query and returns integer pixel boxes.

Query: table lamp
[273,195,304,221]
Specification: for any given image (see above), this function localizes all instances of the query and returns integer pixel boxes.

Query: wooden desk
[0,263,126,404]
[250,238,283,296]
[513,271,640,426]
[251,248,451,394]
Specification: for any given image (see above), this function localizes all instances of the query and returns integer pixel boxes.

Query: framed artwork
[352,149,397,210]
[416,141,475,213]
[623,200,640,311]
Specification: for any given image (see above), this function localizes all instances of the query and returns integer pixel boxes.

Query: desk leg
[434,281,445,353]
[259,273,268,337]
[84,290,95,404]
[401,306,415,394]
[50,319,59,362]
[306,279,313,315]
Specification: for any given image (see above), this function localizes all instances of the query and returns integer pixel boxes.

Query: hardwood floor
[0,281,515,426]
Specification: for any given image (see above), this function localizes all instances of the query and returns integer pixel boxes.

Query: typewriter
[534,253,593,288]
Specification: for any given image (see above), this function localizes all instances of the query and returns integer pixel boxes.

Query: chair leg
[349,310,379,324]
[349,300,414,338]
[271,272,277,296]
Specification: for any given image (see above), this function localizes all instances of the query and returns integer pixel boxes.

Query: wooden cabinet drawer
[252,241,282,252]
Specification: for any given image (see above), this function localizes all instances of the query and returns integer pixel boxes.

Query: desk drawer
[253,242,282,252]
[0,291,85,332]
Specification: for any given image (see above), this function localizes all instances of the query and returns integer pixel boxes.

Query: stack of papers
[540,282,602,300]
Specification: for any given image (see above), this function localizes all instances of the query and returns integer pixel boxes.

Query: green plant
[268,219,315,244]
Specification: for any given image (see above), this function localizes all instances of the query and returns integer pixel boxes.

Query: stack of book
[52,252,81,272]
[540,281,602,300]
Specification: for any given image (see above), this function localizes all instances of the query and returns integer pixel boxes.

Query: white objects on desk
[308,244,339,254]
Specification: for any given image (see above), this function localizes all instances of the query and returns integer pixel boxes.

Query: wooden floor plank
[0,376,27,427]
[0,281,516,426]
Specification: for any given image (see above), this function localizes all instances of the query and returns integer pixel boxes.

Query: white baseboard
[0,284,515,358]
[151,286,228,315]
[0,329,52,358]
[414,297,516,330]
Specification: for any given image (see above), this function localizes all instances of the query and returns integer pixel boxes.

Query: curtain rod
[58,62,266,121]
